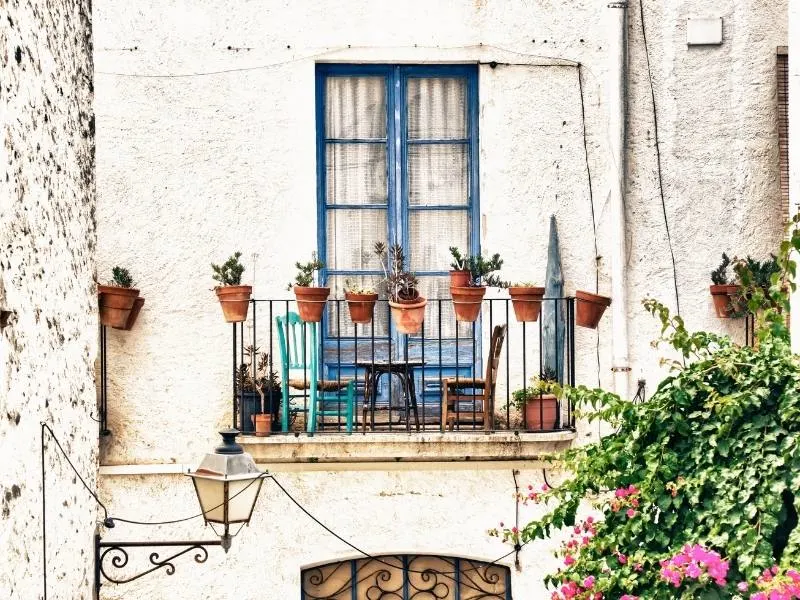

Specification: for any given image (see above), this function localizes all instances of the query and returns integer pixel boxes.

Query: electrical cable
[638,0,680,316]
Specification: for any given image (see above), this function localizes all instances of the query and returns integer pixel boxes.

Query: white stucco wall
[92,1,787,598]
[0,1,97,598]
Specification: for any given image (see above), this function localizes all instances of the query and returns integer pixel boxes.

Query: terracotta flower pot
[293,286,330,322]
[215,285,252,323]
[450,286,486,322]
[115,296,145,331]
[524,395,558,431]
[709,284,742,318]
[345,292,378,324]
[388,296,427,334]
[252,413,272,437]
[508,286,545,322]
[575,290,612,329]
[449,270,471,288]
[98,285,140,328]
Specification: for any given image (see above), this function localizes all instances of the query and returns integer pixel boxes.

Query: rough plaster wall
[0,0,97,598]
[97,467,567,600]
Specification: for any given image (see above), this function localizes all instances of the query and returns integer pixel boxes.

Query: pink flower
[564,554,575,566]
[583,576,595,589]
[617,553,627,564]
[626,508,636,518]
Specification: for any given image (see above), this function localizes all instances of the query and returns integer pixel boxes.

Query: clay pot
[709,284,742,318]
[524,395,558,431]
[449,270,471,288]
[388,296,427,334]
[115,296,145,331]
[293,286,330,322]
[508,287,545,322]
[345,292,379,324]
[575,290,612,329]
[215,285,252,323]
[450,286,486,322]
[252,413,272,437]
[98,285,140,328]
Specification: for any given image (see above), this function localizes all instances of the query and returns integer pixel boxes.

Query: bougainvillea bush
[492,225,800,599]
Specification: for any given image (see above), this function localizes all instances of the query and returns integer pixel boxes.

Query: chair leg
[281,384,289,433]
[441,384,449,433]
[346,381,355,434]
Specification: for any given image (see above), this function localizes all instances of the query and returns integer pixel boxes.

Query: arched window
[301,554,511,599]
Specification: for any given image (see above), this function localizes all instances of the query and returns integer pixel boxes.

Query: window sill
[240,430,576,464]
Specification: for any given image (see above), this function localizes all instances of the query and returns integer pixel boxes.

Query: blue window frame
[315,64,480,392]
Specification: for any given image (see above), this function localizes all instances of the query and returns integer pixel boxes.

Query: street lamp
[186,428,264,551]
[94,429,265,593]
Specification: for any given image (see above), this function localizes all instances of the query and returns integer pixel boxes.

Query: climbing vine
[492,218,800,599]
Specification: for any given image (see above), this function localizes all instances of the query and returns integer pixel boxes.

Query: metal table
[357,360,424,432]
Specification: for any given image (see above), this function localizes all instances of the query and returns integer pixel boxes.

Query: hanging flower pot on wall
[508,286,545,322]
[345,291,378,324]
[98,285,140,329]
[709,284,742,318]
[575,290,612,329]
[294,286,330,323]
[388,297,427,334]
[450,286,486,323]
[215,285,252,323]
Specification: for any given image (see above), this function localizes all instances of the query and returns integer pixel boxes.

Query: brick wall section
[0,1,97,598]
[778,47,789,225]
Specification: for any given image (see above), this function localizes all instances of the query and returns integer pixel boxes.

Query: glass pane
[409,210,469,272]
[325,76,386,139]
[326,208,387,271]
[416,276,472,339]
[326,143,387,206]
[408,144,469,206]
[326,275,389,338]
[407,77,467,139]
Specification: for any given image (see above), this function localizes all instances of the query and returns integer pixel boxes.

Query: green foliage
[211,252,245,286]
[448,246,504,287]
[287,252,324,289]
[511,367,560,409]
[711,253,731,285]
[110,266,134,288]
[497,217,800,599]
[375,242,419,302]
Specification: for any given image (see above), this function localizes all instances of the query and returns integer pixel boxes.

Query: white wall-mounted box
[687,17,723,45]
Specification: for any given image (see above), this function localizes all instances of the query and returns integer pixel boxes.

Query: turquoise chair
[275,312,355,433]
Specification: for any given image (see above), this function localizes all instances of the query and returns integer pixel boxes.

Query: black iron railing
[231,297,580,435]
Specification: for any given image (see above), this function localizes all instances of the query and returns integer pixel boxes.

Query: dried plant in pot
[512,367,559,431]
[575,290,611,329]
[98,267,143,330]
[506,282,545,323]
[212,252,252,323]
[288,253,329,323]
[448,246,503,323]
[237,345,281,436]
[375,242,426,334]
[343,280,378,324]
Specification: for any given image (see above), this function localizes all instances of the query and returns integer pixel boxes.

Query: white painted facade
[90,1,788,598]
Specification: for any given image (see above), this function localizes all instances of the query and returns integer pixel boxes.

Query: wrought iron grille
[301,554,511,600]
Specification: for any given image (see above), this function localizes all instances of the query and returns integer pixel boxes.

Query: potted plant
[343,279,378,324]
[212,252,252,323]
[288,253,329,323]
[512,367,559,431]
[375,242,426,334]
[575,290,612,329]
[733,254,781,313]
[448,246,504,323]
[237,345,281,436]
[709,253,741,318]
[98,267,143,330]
[506,281,546,323]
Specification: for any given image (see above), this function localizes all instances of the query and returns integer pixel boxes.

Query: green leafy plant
[710,253,731,285]
[211,252,245,286]
[287,252,324,289]
[448,246,504,287]
[374,242,419,302]
[511,366,559,410]
[490,217,800,599]
[109,266,135,288]
[237,345,280,414]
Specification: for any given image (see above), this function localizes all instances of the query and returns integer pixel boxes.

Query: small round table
[357,360,424,433]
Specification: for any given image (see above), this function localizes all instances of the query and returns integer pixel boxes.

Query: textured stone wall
[0,0,97,598]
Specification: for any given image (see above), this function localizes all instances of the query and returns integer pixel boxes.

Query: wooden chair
[275,312,355,434]
[441,324,507,431]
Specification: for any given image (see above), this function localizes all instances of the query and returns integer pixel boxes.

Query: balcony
[230,296,584,439]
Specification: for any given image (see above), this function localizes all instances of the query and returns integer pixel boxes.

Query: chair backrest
[483,324,507,400]
[275,312,310,370]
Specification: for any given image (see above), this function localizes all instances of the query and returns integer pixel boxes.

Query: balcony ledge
[240,430,577,464]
